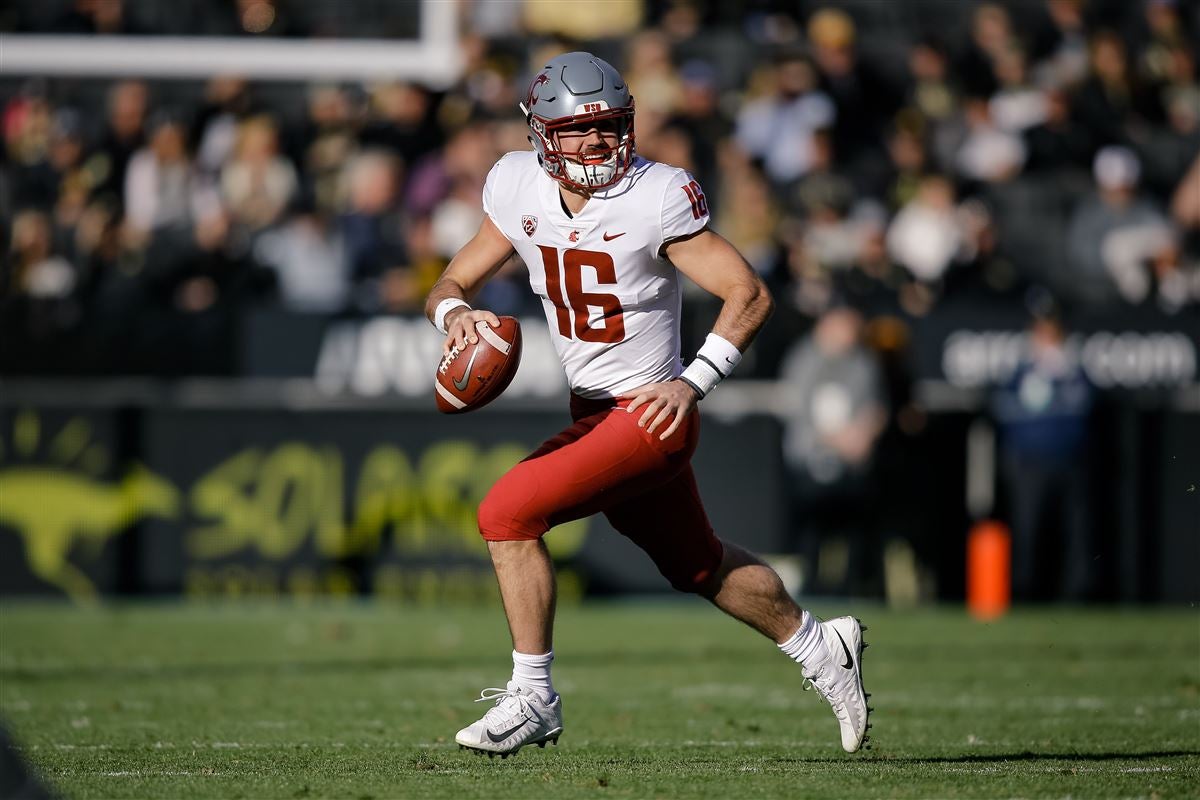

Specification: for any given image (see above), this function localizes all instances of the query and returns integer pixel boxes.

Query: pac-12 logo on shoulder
[522,215,538,237]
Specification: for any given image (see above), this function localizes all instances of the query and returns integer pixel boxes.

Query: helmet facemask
[526,102,636,191]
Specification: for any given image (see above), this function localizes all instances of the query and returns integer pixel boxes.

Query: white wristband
[433,298,471,334]
[679,333,742,398]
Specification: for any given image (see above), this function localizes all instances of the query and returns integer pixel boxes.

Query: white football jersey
[483,152,711,399]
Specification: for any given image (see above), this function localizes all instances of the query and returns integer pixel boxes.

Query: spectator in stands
[714,153,780,283]
[989,46,1048,135]
[784,137,866,277]
[253,194,347,313]
[991,308,1095,602]
[0,208,85,374]
[906,37,959,126]
[806,7,900,175]
[94,80,148,205]
[337,149,409,311]
[9,106,91,246]
[780,297,888,595]
[47,111,96,250]
[194,76,257,179]
[1066,146,1172,307]
[359,82,441,167]
[3,209,78,304]
[670,60,731,199]
[879,114,931,211]
[735,53,835,186]
[5,86,56,210]
[1136,0,1194,89]
[219,114,297,232]
[624,30,684,122]
[1023,88,1091,173]
[124,111,195,241]
[943,198,1024,304]
[1072,31,1153,153]
[886,174,962,285]
[1139,43,1200,197]
[957,3,1016,98]
[292,83,361,216]
[1027,0,1090,89]
[785,128,855,224]
[843,219,911,318]
[953,96,1027,184]
[1143,236,1200,315]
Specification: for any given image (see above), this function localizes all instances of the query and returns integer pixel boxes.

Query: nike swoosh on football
[486,718,529,743]
[602,231,626,241]
[452,347,481,391]
[834,630,854,670]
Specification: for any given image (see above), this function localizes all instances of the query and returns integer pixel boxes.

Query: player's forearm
[424,276,470,326]
[710,279,774,352]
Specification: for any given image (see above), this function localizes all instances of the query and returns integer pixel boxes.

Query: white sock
[511,650,555,701]
[777,610,828,671]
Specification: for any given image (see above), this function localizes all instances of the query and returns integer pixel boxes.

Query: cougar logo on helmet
[519,51,637,191]
[527,73,551,109]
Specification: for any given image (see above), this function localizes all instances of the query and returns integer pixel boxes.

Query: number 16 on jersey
[536,246,626,344]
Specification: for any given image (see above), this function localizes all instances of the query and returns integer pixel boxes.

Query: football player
[426,52,871,757]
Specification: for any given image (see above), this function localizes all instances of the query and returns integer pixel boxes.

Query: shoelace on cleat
[802,668,849,717]
[474,686,533,729]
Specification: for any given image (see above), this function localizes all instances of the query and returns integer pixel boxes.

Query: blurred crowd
[3,0,1199,379]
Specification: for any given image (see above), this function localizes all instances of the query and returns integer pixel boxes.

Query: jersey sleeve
[481,157,504,228]
[658,169,711,255]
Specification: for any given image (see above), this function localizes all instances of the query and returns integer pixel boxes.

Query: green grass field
[1,602,1197,799]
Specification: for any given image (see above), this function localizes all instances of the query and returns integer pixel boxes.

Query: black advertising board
[0,400,784,602]
[0,405,135,600]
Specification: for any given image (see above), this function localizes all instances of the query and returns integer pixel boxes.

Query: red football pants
[477,393,725,592]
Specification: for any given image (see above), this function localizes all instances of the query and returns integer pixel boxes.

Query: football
[434,316,523,413]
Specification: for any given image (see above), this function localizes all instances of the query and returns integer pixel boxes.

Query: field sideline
[1,602,1197,799]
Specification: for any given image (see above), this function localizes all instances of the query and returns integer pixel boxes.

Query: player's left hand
[619,380,700,440]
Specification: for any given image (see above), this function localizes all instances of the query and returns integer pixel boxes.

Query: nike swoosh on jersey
[834,630,854,670]
[602,231,626,241]
[452,347,481,391]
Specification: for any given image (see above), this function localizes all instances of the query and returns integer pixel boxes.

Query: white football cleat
[455,682,563,758]
[803,616,872,753]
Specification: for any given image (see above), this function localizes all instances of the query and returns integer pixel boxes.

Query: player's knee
[661,562,720,595]
[658,540,725,595]
[477,482,545,542]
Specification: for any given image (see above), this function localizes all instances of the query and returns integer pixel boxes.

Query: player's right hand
[444,307,502,354]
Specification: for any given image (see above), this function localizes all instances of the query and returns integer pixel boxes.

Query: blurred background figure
[735,52,835,187]
[124,110,195,241]
[991,307,1096,602]
[337,149,410,312]
[780,298,887,596]
[1066,146,1172,308]
[218,114,297,233]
